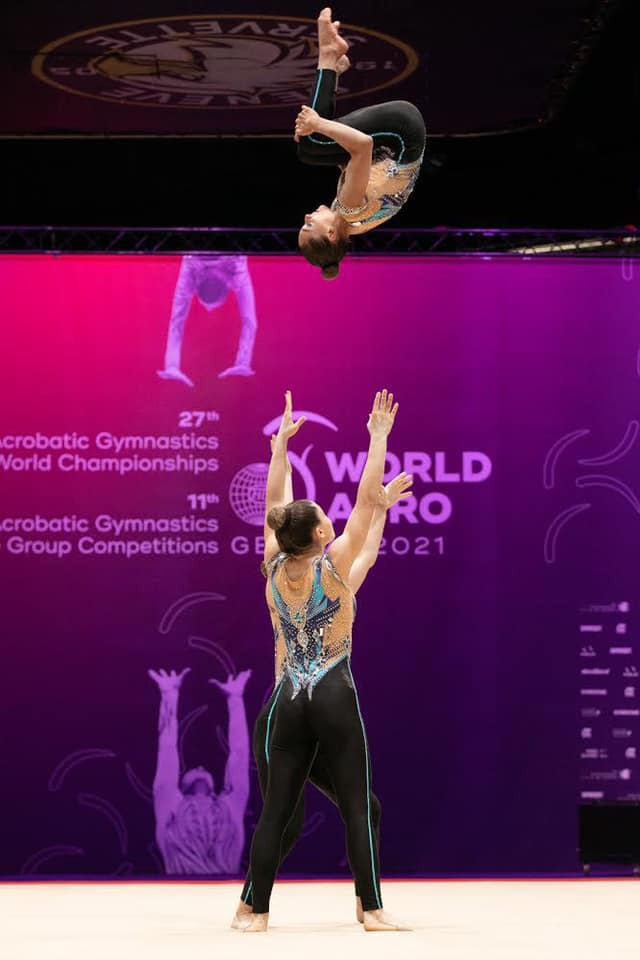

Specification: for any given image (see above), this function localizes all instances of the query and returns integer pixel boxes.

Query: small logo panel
[33,15,418,111]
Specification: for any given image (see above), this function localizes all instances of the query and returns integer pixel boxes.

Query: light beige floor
[1,879,638,960]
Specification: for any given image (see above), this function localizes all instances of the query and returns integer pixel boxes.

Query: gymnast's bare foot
[157,365,194,387]
[356,896,364,923]
[241,912,269,932]
[317,7,349,65]
[363,909,412,931]
[218,363,255,379]
[230,899,253,930]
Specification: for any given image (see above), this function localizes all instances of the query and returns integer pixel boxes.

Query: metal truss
[0,225,639,256]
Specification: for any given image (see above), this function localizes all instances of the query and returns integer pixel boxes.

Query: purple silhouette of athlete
[148,667,251,874]
[157,254,257,386]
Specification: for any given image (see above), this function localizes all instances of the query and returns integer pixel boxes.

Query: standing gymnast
[233,425,412,929]
[295,8,426,278]
[240,389,408,932]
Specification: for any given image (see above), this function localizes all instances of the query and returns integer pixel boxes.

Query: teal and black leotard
[297,69,426,233]
[247,552,384,914]
[239,683,381,908]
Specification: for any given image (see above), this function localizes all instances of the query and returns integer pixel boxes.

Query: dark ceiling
[2,0,639,230]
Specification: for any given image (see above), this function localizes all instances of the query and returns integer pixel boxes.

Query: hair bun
[321,263,339,280]
[267,504,288,531]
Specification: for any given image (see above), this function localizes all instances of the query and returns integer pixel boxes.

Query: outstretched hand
[367,389,399,438]
[275,390,306,443]
[148,667,191,692]
[383,471,413,508]
[294,105,320,142]
[209,669,252,697]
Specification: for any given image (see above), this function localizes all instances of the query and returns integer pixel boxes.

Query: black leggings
[240,676,382,906]
[297,69,426,168]
[247,659,383,913]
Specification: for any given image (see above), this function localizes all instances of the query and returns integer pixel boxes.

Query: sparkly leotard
[266,552,355,699]
[251,551,381,914]
[331,148,423,235]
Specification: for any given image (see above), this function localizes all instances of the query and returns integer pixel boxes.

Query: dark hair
[300,229,350,280]
[266,499,320,554]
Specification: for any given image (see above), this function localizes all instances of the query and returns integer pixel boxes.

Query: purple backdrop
[0,253,638,879]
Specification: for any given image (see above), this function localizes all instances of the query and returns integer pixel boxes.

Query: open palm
[209,669,252,697]
[384,471,413,508]
[276,390,307,442]
[148,667,191,692]
[367,389,399,437]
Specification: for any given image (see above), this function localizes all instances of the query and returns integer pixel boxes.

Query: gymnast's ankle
[242,912,269,933]
[230,899,253,930]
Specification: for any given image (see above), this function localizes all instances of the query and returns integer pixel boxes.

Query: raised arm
[348,472,413,594]
[270,433,294,503]
[294,106,372,209]
[148,668,190,839]
[160,258,196,380]
[230,258,256,324]
[226,258,257,374]
[328,390,398,579]
[263,390,306,564]
[209,671,252,810]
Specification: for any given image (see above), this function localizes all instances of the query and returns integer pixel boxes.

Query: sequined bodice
[331,153,423,235]
[266,553,354,699]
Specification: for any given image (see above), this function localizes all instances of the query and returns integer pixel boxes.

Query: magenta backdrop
[1,253,638,878]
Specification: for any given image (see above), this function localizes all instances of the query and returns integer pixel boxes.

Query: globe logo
[229,463,269,526]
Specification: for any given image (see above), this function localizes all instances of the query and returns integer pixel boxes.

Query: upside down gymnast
[295,8,426,279]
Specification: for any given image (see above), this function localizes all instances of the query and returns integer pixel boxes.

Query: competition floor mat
[2,878,637,959]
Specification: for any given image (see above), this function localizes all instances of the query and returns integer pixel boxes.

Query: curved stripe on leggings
[347,661,382,909]
[264,679,284,764]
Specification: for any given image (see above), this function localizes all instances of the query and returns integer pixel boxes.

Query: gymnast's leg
[236,686,381,927]
[310,663,409,931]
[307,749,382,922]
[296,8,352,167]
[242,689,316,932]
[234,687,306,926]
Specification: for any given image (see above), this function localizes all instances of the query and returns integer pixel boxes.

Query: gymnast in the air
[295,8,426,279]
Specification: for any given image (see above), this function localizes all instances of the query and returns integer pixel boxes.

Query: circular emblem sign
[33,15,418,110]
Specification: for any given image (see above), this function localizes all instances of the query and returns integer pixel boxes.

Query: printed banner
[1,253,638,878]
[4,1,597,135]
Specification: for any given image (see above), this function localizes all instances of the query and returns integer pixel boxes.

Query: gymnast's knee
[387,99,422,115]
[257,805,299,841]
[281,801,305,852]
[342,803,370,832]
[370,794,382,831]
